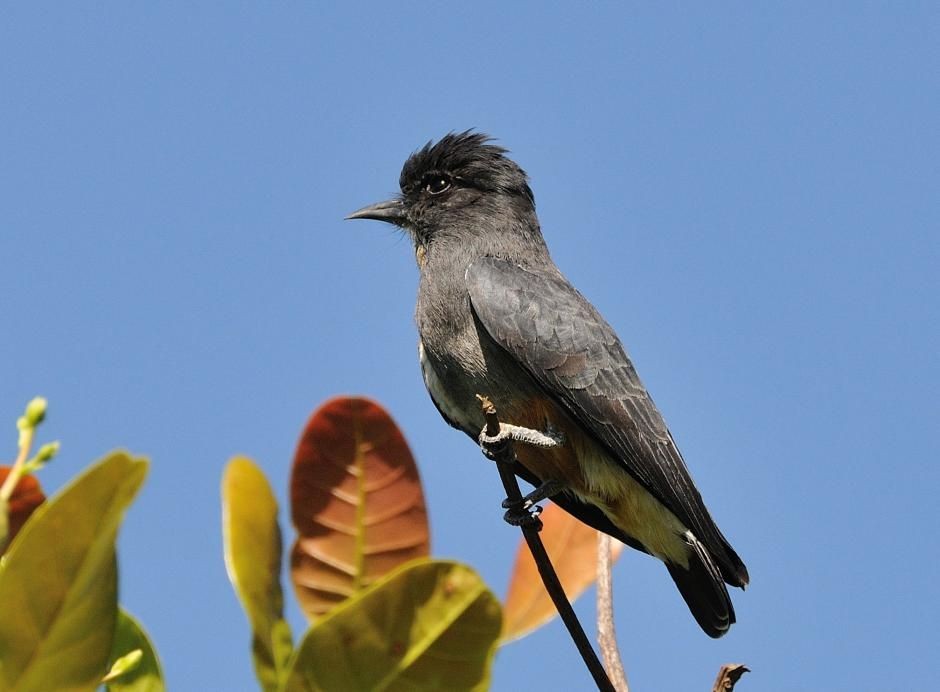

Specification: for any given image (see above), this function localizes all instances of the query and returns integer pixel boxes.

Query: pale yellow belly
[508,398,691,567]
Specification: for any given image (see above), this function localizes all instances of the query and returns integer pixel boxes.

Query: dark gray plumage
[348,131,748,637]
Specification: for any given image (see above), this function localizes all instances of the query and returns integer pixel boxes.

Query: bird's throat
[415,243,427,268]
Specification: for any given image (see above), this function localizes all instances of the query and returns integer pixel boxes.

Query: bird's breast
[419,340,482,433]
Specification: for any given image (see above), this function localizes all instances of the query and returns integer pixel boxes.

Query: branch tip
[712,663,749,691]
[476,394,500,437]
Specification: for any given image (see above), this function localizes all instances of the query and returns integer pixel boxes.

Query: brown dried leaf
[0,466,45,554]
[502,501,624,642]
[289,396,430,620]
[712,663,749,691]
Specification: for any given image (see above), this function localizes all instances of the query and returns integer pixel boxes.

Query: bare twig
[597,533,629,691]
[712,664,749,691]
[477,396,615,692]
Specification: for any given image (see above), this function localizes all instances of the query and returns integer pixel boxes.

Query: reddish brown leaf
[289,396,430,620]
[502,501,624,642]
[0,466,45,554]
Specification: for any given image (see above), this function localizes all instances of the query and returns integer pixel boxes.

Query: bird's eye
[424,175,451,195]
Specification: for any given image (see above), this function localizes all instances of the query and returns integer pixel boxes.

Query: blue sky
[2,3,938,690]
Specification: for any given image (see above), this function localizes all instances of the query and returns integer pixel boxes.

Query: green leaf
[222,456,293,692]
[0,451,147,692]
[104,609,165,692]
[102,650,143,683]
[282,559,502,692]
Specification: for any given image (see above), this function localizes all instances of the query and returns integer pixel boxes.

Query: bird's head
[347,131,540,254]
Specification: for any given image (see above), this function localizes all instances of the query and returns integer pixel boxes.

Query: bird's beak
[345,199,405,224]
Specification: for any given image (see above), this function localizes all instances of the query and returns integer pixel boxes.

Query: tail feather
[715,529,750,588]
[509,464,745,636]
[666,532,735,638]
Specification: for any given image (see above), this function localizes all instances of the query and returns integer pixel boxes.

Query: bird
[347,131,748,637]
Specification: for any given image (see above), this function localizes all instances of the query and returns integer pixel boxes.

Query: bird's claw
[478,427,513,460]
[477,420,564,530]
[502,499,544,529]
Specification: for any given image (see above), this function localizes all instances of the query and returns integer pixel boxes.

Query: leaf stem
[0,427,34,503]
[597,532,628,691]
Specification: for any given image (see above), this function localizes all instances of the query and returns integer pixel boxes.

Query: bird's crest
[399,130,534,205]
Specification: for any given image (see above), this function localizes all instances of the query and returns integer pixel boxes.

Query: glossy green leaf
[282,559,502,692]
[104,609,165,692]
[222,456,292,692]
[0,451,147,692]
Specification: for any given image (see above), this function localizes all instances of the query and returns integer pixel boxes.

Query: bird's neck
[418,207,550,272]
[414,210,553,363]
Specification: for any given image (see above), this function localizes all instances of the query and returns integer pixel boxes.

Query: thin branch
[597,532,629,691]
[477,396,615,692]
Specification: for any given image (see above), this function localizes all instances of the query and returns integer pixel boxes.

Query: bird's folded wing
[466,256,747,586]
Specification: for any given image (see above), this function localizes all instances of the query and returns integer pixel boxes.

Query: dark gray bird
[348,132,748,637]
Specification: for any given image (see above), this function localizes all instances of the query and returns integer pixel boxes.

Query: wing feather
[467,257,747,586]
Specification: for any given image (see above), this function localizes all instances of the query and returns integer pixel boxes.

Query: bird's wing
[466,257,747,585]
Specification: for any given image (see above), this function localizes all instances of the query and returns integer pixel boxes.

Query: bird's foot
[478,426,512,461]
[501,479,565,509]
[477,422,565,460]
[501,479,564,528]
[476,415,565,530]
[503,499,544,529]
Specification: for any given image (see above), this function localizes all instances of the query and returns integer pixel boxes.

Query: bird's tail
[666,532,735,638]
